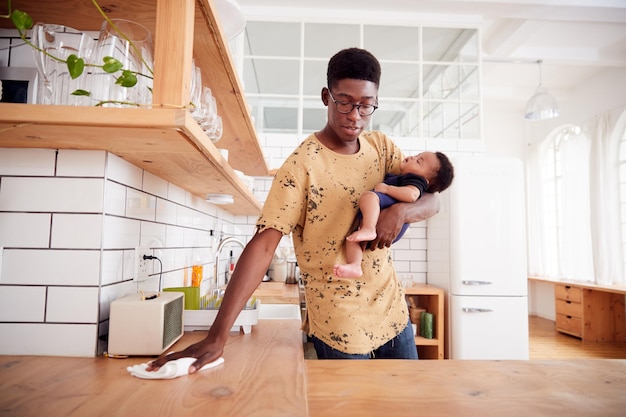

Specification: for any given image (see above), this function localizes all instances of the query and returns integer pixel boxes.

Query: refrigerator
[427,155,529,360]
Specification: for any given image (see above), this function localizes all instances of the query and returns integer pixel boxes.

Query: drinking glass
[189,61,203,116]
[88,19,153,107]
[206,115,223,143]
[31,23,96,105]
[200,87,217,124]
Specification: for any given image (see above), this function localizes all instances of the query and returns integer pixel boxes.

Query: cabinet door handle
[461,280,493,286]
[462,307,494,313]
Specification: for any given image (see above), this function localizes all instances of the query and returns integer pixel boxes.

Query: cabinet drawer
[555,284,582,303]
[555,299,582,318]
[555,313,582,338]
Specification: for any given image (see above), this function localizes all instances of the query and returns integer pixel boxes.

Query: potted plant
[2,0,154,106]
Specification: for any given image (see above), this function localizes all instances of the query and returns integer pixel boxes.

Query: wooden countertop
[253,281,301,305]
[2,319,625,417]
[307,359,626,417]
[528,276,626,295]
[0,320,306,417]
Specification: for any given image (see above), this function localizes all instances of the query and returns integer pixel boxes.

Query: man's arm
[147,227,283,373]
[367,192,440,250]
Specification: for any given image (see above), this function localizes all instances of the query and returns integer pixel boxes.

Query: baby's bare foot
[346,228,377,242]
[333,263,363,278]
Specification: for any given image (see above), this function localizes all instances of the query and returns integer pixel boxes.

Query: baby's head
[400,151,454,193]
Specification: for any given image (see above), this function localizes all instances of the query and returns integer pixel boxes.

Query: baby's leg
[346,191,380,242]
[346,228,376,242]
[333,263,363,278]
[334,240,363,278]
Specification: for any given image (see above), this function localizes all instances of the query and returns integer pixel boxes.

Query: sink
[258,303,301,320]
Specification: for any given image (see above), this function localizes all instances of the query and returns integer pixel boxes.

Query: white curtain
[559,131,594,281]
[526,140,556,277]
[527,108,626,285]
[589,112,625,284]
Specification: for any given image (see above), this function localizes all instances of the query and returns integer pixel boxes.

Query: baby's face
[400,152,440,182]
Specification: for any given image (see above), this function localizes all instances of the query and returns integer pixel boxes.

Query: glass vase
[87,19,154,107]
[31,23,96,105]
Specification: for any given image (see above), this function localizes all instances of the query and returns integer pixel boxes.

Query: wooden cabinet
[405,285,444,359]
[555,284,583,338]
[554,282,626,342]
[0,0,269,216]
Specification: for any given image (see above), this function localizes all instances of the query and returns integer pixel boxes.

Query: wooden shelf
[405,285,445,359]
[414,336,440,346]
[0,0,269,215]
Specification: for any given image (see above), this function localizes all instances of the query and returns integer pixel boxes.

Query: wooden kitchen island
[307,359,626,417]
[1,319,625,417]
[0,320,307,417]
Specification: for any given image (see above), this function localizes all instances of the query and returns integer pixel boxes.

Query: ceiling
[236,0,626,112]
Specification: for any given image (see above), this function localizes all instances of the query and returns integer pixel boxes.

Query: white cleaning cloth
[127,357,225,379]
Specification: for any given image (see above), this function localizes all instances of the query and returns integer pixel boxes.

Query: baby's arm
[374,183,421,202]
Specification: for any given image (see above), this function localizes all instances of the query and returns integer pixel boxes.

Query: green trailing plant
[2,0,154,106]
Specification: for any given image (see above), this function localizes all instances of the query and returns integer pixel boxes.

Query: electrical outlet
[134,247,152,282]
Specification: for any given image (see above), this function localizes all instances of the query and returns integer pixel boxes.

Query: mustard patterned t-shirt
[256,131,409,354]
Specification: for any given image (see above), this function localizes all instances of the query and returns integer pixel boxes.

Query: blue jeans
[311,319,418,360]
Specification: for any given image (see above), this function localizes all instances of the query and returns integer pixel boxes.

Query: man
[148,47,439,371]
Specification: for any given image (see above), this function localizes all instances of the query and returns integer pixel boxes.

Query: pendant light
[524,60,560,121]
[214,0,246,42]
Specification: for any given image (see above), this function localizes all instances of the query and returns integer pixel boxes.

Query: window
[242,20,480,139]
[529,125,595,281]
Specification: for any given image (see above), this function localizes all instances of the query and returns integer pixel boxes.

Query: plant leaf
[11,10,33,31]
[102,56,123,73]
[72,89,91,97]
[67,54,85,79]
[116,70,138,88]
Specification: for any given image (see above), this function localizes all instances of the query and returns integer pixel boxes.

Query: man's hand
[146,336,224,374]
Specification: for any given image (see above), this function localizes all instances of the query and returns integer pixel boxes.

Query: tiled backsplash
[0,148,252,357]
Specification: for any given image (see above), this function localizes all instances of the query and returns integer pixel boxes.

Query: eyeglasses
[327,89,378,116]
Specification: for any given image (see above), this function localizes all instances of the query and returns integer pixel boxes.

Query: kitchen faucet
[214,236,245,289]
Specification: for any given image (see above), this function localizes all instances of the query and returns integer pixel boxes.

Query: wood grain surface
[306,359,626,417]
[0,320,307,417]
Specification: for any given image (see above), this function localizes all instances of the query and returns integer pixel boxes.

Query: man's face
[324,78,378,143]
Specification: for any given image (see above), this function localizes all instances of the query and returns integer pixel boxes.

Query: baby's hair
[428,152,454,193]
[327,48,381,90]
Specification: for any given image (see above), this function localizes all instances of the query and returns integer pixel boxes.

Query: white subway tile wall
[0,323,98,357]
[0,148,56,176]
[0,286,46,322]
[46,287,99,323]
[56,149,107,177]
[0,148,245,357]
[51,214,104,249]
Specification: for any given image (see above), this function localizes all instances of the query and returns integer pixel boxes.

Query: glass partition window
[242,21,480,138]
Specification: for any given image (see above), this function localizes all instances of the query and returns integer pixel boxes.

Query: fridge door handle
[461,280,493,285]
[462,307,494,313]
